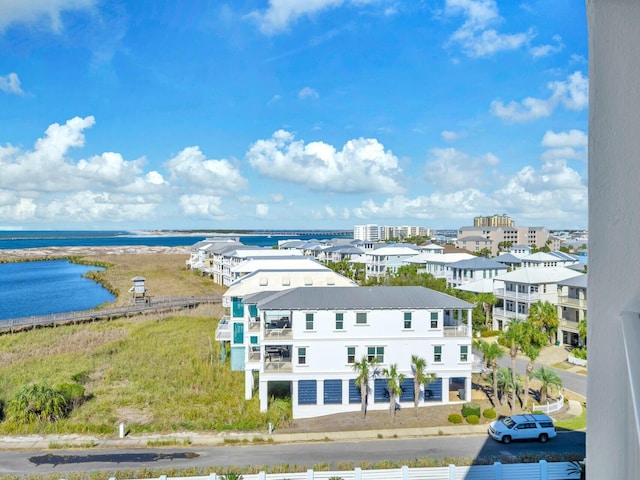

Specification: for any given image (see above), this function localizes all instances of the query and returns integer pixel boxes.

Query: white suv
[488,414,557,444]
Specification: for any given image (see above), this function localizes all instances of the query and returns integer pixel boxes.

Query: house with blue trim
[237,286,474,419]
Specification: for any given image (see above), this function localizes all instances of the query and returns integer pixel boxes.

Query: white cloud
[248,0,383,35]
[424,147,499,191]
[541,129,588,163]
[298,87,319,99]
[247,130,404,194]
[490,71,588,122]
[441,130,466,141]
[444,0,534,57]
[43,191,157,223]
[529,34,564,58]
[541,129,587,149]
[165,146,248,194]
[0,73,24,95]
[270,193,284,203]
[179,194,225,218]
[256,203,269,218]
[0,0,96,32]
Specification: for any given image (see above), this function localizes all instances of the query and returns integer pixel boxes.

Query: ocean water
[0,260,115,320]
[0,230,351,319]
[0,230,348,249]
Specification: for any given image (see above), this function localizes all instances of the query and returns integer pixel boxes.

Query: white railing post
[449,464,456,480]
[401,465,409,480]
[540,459,548,479]
[306,468,314,479]
[494,461,502,480]
[208,474,217,480]
[354,466,362,480]
[258,472,267,480]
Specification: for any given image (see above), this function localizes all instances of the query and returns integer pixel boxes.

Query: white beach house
[239,286,474,419]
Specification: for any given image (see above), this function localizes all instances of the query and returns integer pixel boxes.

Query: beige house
[456,226,557,256]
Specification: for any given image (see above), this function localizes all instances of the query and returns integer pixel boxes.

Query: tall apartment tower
[473,214,514,227]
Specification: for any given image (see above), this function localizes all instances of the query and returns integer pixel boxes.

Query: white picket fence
[534,393,565,414]
[102,460,581,480]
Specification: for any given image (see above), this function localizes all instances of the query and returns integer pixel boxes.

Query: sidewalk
[0,402,584,451]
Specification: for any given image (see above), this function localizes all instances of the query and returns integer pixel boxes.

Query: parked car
[488,414,557,444]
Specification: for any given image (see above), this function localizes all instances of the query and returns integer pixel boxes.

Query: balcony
[558,295,587,309]
[444,323,471,337]
[248,319,261,332]
[215,316,231,341]
[264,315,292,339]
[248,346,261,362]
[560,318,580,330]
[494,288,540,302]
[493,308,528,321]
[263,346,292,372]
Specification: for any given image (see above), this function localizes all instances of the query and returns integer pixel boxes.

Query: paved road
[497,356,586,398]
[0,432,585,476]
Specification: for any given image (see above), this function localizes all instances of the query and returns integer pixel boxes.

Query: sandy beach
[0,245,192,261]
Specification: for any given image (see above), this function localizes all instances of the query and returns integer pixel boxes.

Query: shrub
[461,403,481,418]
[481,330,501,338]
[482,408,497,419]
[6,384,68,424]
[448,413,463,424]
[56,382,86,413]
[466,414,480,424]
[572,347,587,360]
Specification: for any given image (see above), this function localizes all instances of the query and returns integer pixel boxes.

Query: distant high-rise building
[473,214,514,227]
[353,224,432,242]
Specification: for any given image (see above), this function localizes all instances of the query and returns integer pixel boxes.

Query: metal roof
[256,286,474,310]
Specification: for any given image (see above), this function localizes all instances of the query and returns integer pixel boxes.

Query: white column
[244,370,253,400]
[440,375,450,405]
[465,375,472,402]
[259,379,269,413]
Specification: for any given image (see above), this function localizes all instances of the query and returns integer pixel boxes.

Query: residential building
[456,226,553,256]
[353,224,383,242]
[520,251,579,268]
[216,260,358,378]
[405,252,476,280]
[446,257,508,288]
[238,286,474,419]
[557,274,587,347]
[492,267,583,330]
[361,244,421,278]
[473,214,514,227]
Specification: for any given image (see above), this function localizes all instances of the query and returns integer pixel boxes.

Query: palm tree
[528,300,560,345]
[522,344,540,410]
[382,363,405,421]
[352,356,377,419]
[475,293,498,329]
[6,384,67,424]
[410,355,435,414]
[495,366,521,407]
[478,340,504,402]
[499,318,528,413]
[531,366,563,404]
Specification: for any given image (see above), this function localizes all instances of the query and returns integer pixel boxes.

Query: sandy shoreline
[0,245,192,261]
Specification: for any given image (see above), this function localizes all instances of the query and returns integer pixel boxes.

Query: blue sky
[0,0,588,231]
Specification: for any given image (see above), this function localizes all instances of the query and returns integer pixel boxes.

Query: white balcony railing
[443,323,471,337]
[493,308,528,321]
[215,316,231,341]
[558,295,587,309]
[494,288,540,302]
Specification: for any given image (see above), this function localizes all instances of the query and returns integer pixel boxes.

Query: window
[430,311,438,328]
[347,346,356,364]
[298,347,307,365]
[335,313,344,330]
[404,312,412,329]
[305,313,314,330]
[434,345,442,363]
[460,345,468,362]
[356,312,367,324]
[367,346,384,363]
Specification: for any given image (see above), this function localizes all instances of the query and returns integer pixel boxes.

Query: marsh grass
[0,251,279,435]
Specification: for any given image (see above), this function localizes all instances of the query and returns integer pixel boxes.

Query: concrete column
[244,370,253,400]
[441,375,450,404]
[259,379,268,413]
[465,375,472,402]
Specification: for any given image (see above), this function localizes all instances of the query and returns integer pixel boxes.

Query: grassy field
[0,253,280,435]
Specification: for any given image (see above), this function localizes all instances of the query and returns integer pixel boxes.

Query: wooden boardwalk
[0,295,222,333]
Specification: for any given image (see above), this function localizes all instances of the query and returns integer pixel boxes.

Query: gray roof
[448,257,508,270]
[458,235,493,242]
[256,286,474,310]
[495,253,522,264]
[558,273,587,288]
